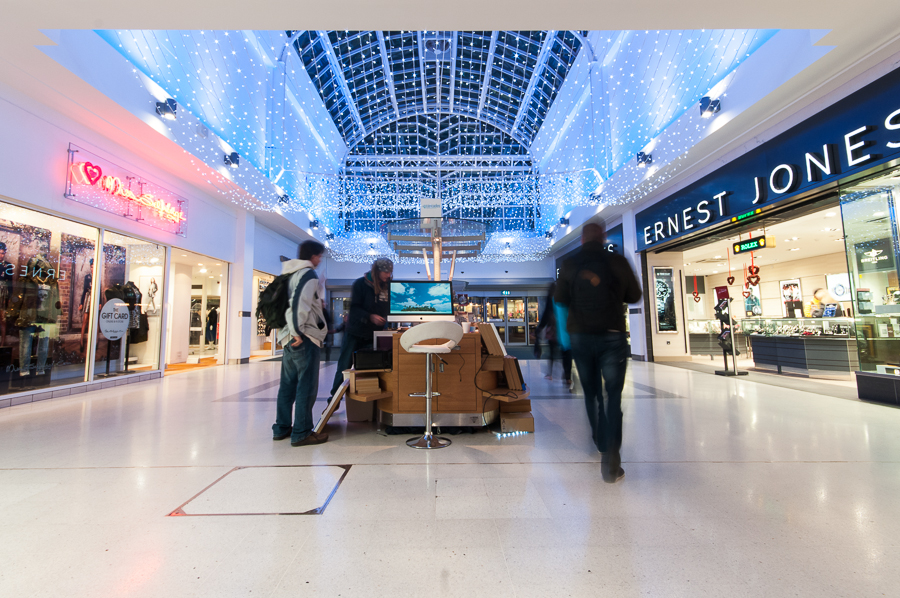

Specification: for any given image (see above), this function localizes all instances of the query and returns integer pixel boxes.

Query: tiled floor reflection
[2,357,900,596]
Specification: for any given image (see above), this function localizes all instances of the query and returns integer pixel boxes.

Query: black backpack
[256,269,317,334]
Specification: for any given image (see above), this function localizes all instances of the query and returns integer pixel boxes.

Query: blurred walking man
[555,222,642,482]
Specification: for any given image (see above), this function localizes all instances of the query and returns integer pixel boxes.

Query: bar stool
[400,321,464,449]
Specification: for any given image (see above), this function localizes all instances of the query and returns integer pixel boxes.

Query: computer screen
[388,281,455,322]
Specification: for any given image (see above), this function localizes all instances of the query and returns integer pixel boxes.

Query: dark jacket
[555,241,642,334]
[347,272,390,340]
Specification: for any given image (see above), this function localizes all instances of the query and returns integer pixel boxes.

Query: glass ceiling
[93,28,779,261]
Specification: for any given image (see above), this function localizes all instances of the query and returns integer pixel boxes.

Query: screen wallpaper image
[390,282,453,314]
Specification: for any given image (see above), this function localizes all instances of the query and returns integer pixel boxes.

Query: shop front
[634,65,900,402]
[0,198,168,405]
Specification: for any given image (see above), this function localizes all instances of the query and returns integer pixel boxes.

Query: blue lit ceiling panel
[90,28,783,261]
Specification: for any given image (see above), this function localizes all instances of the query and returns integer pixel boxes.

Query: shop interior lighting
[224,152,240,168]
[699,96,721,117]
[199,268,207,273]
[636,152,652,167]
[790,247,800,251]
[155,98,177,120]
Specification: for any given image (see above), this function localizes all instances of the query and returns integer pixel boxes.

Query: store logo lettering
[70,162,187,224]
[643,105,900,247]
[862,249,887,265]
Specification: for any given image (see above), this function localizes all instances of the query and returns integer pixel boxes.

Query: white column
[621,209,647,360]
[226,211,255,364]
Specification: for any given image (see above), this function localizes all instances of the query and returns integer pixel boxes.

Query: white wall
[646,251,690,361]
[167,263,193,364]
[697,252,850,319]
[253,222,297,276]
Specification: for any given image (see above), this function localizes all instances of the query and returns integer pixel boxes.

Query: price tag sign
[99,299,130,341]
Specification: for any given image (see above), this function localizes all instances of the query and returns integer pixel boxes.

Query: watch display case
[742,317,854,338]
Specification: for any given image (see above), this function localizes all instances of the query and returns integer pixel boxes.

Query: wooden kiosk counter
[335,325,531,430]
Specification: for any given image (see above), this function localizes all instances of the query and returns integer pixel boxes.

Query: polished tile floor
[2,358,899,597]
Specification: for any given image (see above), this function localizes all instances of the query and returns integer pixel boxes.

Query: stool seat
[407,344,453,354]
[399,321,464,449]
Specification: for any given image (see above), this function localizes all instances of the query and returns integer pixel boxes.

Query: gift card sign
[99,299,130,341]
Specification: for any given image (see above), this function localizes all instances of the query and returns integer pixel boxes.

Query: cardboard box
[500,412,534,433]
[500,399,531,413]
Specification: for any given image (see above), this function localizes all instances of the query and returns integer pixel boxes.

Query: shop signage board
[733,237,769,255]
[636,68,900,251]
[98,299,130,341]
[854,238,897,273]
[65,143,188,236]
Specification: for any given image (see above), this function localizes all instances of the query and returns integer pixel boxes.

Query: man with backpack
[555,222,641,483]
[269,240,329,446]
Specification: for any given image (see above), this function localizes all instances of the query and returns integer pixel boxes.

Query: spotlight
[224,152,239,168]
[637,152,652,168]
[279,194,290,204]
[699,96,721,118]
[309,219,319,230]
[559,217,569,226]
[545,230,554,239]
[325,233,335,241]
[155,98,177,120]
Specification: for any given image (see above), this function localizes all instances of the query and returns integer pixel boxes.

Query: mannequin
[10,255,61,378]
[78,258,93,353]
[0,242,12,347]
[205,306,218,344]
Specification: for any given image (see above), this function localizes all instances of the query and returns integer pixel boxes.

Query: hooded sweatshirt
[277,259,327,348]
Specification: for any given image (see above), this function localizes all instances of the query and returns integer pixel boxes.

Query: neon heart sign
[69,161,186,224]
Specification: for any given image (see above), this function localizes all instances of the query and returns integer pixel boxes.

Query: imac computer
[387,281,456,323]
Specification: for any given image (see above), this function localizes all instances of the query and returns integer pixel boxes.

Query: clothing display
[9,255,62,327]
[205,306,218,344]
[19,324,50,376]
[0,259,12,310]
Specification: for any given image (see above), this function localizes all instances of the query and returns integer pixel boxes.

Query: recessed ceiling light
[825,212,837,217]
[181,254,187,257]
[215,263,221,266]
[789,248,800,251]
[150,257,159,263]
[714,255,721,258]
[200,268,207,273]
[784,239,791,243]
[874,211,886,217]
[198,263,203,266]
[792,237,798,240]
[209,276,214,279]
[712,270,719,274]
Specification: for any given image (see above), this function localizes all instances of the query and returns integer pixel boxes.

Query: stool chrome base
[407,434,451,449]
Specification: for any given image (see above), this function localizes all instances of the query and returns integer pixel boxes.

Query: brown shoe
[291,431,329,447]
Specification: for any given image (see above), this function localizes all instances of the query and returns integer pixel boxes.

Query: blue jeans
[570,332,629,453]
[330,334,371,395]
[273,338,320,443]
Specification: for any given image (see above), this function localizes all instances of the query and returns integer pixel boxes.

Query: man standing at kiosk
[555,223,641,483]
[273,240,329,447]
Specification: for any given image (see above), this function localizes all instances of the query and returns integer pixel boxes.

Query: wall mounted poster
[744,284,762,316]
[781,278,803,317]
[653,267,678,333]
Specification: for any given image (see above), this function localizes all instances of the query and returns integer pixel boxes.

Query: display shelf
[742,317,854,337]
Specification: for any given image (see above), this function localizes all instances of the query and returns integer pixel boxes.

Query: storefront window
[0,201,99,394]
[93,231,164,377]
[840,173,900,372]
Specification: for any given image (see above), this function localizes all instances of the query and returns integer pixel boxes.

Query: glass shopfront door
[482,297,533,346]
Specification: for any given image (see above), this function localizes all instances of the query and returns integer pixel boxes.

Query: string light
[93,28,778,260]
